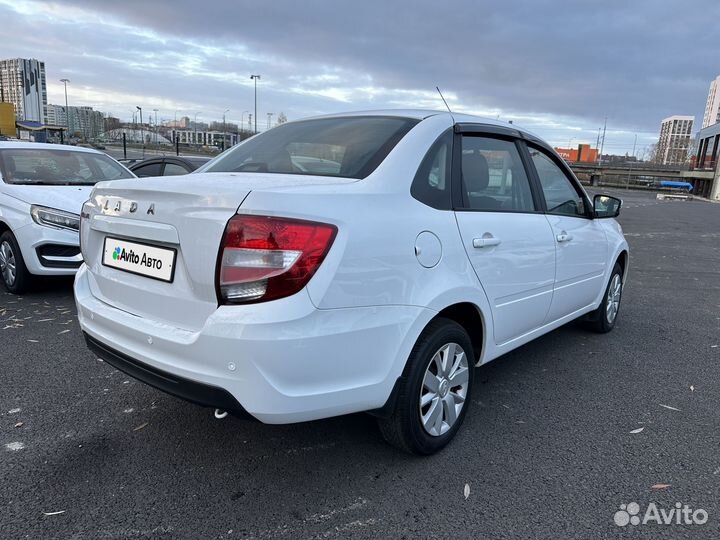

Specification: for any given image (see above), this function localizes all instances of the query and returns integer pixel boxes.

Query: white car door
[527,146,608,321]
[453,131,556,345]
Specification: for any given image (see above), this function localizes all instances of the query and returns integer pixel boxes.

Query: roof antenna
[436,86,452,113]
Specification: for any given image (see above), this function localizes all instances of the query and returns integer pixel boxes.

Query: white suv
[75,111,628,454]
[0,142,134,293]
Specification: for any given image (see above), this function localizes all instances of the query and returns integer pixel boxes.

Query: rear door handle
[556,231,573,243]
[473,235,501,248]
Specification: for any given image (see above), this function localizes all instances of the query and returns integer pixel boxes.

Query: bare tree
[277,112,288,125]
[646,143,659,163]
[686,136,698,163]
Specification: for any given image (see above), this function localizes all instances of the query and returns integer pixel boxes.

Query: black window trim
[454,122,522,138]
[451,129,545,215]
[523,141,594,220]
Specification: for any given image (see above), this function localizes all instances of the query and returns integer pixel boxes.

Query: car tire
[0,231,31,294]
[587,263,623,333]
[378,318,474,455]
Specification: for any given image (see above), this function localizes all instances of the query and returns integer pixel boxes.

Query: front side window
[529,148,587,217]
[459,136,535,212]
[0,149,133,185]
[200,116,419,179]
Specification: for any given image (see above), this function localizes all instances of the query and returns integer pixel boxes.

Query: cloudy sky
[2,0,718,155]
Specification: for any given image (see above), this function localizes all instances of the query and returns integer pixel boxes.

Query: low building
[0,102,15,137]
[692,122,720,172]
[47,104,105,139]
[167,116,190,129]
[656,115,694,165]
[46,104,66,128]
[598,154,638,164]
[555,144,598,162]
[169,128,238,148]
[15,120,65,143]
[102,128,173,145]
[104,116,121,132]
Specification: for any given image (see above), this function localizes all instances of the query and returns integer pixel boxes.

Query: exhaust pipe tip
[214,409,228,419]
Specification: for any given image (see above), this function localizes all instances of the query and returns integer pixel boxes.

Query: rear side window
[202,116,419,179]
[133,162,163,177]
[459,136,535,212]
[411,129,453,209]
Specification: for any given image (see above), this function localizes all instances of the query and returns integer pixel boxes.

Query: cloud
[1,0,717,153]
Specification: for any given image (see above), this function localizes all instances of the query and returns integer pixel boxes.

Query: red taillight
[217,215,337,304]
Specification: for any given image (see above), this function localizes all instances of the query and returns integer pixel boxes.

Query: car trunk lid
[81,172,354,330]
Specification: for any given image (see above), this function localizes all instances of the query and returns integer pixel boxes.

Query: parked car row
[0,148,213,292]
[1,111,628,454]
[0,143,135,292]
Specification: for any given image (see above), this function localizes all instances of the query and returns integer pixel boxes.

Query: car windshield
[0,148,134,185]
[200,116,419,179]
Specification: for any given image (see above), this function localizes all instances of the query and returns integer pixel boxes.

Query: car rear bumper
[84,332,250,417]
[74,264,432,424]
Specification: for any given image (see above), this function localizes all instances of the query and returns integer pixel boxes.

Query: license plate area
[102,236,177,283]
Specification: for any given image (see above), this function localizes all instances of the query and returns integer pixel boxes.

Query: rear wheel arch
[432,302,485,364]
[0,219,10,235]
[370,301,486,421]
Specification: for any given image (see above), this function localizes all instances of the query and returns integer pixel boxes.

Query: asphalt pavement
[2,189,720,539]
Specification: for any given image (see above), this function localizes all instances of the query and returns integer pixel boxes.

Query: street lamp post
[60,78,70,141]
[153,108,158,145]
[240,110,249,138]
[222,108,229,150]
[194,112,200,149]
[136,106,143,156]
[250,74,260,133]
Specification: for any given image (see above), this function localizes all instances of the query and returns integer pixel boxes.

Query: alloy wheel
[419,342,469,436]
[606,273,622,323]
[0,240,16,287]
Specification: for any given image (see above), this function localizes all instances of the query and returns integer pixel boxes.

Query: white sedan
[75,111,628,454]
[0,142,134,293]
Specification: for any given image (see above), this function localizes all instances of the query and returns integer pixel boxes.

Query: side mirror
[593,194,622,218]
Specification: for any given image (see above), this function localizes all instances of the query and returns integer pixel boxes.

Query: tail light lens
[218,215,337,304]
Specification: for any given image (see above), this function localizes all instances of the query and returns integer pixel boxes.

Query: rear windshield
[0,148,134,186]
[201,116,419,179]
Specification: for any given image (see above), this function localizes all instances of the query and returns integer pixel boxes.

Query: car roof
[179,156,212,164]
[131,156,211,166]
[0,141,105,155]
[295,109,544,141]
